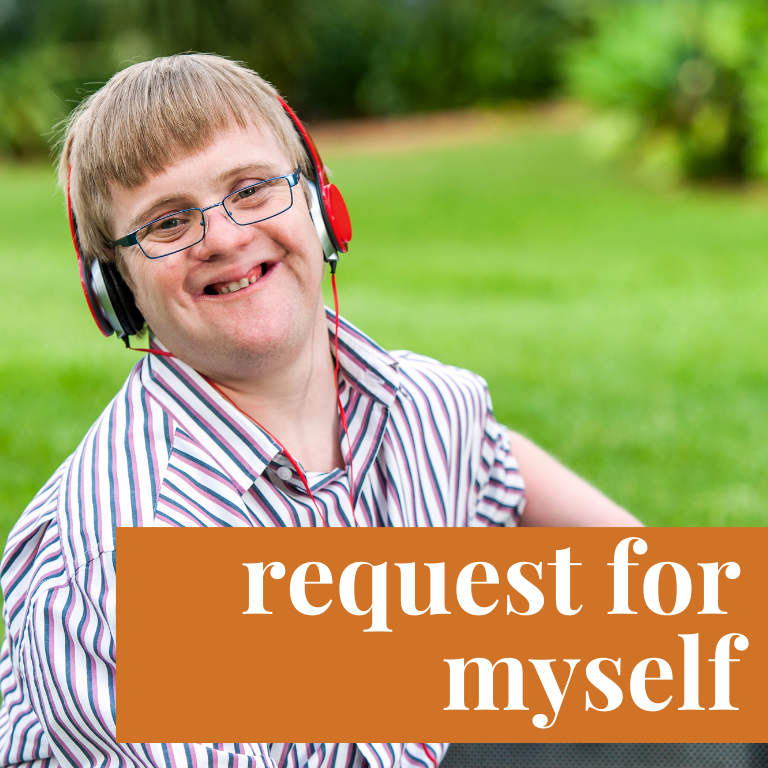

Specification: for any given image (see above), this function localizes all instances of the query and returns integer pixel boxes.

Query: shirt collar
[140,310,400,495]
[324,307,400,407]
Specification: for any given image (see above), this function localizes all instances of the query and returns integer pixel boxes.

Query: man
[0,54,640,768]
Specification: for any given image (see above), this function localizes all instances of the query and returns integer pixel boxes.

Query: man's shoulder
[390,350,492,411]
[4,356,174,576]
[386,350,499,460]
[0,455,71,633]
[3,455,70,563]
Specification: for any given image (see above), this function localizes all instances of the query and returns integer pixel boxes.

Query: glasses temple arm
[112,232,138,248]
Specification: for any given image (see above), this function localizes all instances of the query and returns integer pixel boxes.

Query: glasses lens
[137,209,205,259]
[224,177,293,225]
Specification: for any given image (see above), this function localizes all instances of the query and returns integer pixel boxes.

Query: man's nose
[194,205,255,257]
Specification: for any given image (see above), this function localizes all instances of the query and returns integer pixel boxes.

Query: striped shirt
[0,310,525,768]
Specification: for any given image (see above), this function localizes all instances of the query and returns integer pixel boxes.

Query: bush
[0,0,579,158]
[565,0,768,182]
[354,0,575,115]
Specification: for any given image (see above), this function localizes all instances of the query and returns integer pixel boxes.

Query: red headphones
[67,98,352,341]
[277,97,352,260]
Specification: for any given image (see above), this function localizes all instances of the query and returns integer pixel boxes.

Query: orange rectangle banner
[117,527,766,743]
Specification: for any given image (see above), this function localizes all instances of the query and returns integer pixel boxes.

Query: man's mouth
[204,262,270,296]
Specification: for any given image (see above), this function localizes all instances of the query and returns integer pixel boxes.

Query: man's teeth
[218,274,258,295]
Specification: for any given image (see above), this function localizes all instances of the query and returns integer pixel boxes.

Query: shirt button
[276,466,292,481]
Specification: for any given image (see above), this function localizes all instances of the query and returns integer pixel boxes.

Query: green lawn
[2,120,768,545]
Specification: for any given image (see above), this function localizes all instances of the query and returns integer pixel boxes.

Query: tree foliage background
[0,0,579,157]
[7,0,768,184]
[565,0,768,183]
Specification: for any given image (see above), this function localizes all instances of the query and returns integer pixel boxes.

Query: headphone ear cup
[306,178,337,261]
[93,260,145,339]
[68,168,144,341]
[323,183,352,251]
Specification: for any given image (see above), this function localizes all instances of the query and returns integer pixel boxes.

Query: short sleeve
[472,412,526,527]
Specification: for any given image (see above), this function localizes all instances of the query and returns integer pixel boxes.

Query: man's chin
[184,323,306,378]
[152,291,322,377]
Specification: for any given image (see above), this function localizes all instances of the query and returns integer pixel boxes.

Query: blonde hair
[58,53,310,272]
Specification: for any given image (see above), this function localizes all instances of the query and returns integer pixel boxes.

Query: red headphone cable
[127,342,327,525]
[329,259,356,510]
[130,338,434,765]
[128,268,356,527]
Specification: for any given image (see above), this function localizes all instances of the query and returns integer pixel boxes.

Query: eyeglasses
[111,168,302,259]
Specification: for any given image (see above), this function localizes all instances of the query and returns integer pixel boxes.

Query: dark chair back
[441,743,767,767]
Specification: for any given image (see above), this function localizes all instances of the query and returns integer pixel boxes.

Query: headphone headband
[277,96,352,255]
[68,96,352,341]
[67,168,114,337]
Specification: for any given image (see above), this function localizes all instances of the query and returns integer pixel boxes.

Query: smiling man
[0,55,640,768]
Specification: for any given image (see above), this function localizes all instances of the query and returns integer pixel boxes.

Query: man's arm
[508,431,643,527]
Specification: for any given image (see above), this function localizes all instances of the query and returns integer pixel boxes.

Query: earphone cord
[127,268,357,528]
[330,261,356,512]
[128,342,327,525]
[126,290,436,766]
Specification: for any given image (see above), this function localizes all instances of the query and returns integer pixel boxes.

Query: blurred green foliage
[565,0,768,182]
[12,0,768,184]
[0,0,577,157]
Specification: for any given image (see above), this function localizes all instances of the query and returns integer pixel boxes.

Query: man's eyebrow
[127,195,192,232]
[213,162,285,187]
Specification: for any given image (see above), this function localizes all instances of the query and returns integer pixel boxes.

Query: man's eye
[237,186,258,199]
[144,214,193,241]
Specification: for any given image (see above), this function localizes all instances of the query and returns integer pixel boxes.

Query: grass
[1,119,768,547]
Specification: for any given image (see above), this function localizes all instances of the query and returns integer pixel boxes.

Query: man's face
[109,121,326,380]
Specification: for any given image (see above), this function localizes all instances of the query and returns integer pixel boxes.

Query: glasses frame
[111,167,302,260]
